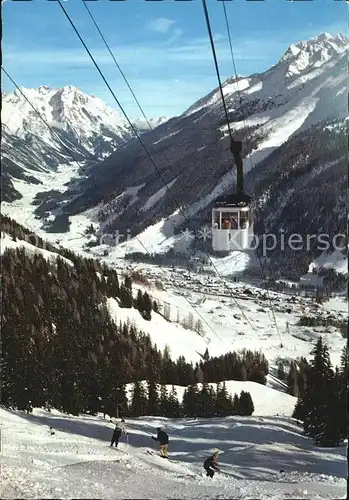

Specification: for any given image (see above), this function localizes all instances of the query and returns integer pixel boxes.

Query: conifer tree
[303,338,333,438]
[147,379,159,416]
[159,384,170,417]
[338,345,349,440]
[167,386,181,418]
[215,382,231,416]
[130,381,147,417]
[277,362,286,380]
[239,391,255,416]
[203,348,210,362]
[287,361,300,397]
[135,289,144,312]
[232,393,240,415]
[142,292,152,321]
[199,383,216,417]
[313,368,341,446]
[182,385,199,417]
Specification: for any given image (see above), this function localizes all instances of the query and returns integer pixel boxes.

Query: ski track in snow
[1,408,347,499]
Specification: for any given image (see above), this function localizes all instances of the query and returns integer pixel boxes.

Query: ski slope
[1,407,347,499]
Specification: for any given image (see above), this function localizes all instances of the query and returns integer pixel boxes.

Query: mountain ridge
[1,85,169,202]
[1,31,347,279]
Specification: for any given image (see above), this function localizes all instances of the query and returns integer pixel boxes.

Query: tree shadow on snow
[5,410,346,482]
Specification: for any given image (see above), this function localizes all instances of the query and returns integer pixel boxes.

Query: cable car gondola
[211,139,254,252]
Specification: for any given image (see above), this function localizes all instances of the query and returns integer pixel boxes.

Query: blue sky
[2,0,347,119]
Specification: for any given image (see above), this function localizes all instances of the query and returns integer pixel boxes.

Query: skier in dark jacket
[110,419,127,448]
[152,428,169,458]
[203,451,219,478]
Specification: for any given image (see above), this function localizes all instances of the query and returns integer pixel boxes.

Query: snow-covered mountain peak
[2,85,134,155]
[280,32,348,70]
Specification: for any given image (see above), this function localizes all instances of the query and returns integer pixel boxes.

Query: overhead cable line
[81,0,246,293]
[201,0,235,144]
[202,0,282,340]
[221,0,241,107]
[82,0,155,135]
[132,236,226,344]
[1,73,249,346]
[220,0,282,343]
[1,46,230,345]
[2,68,96,168]
[1,68,134,231]
[1,78,223,344]
[57,0,258,332]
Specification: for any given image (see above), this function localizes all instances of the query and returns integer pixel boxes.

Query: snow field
[1,407,347,499]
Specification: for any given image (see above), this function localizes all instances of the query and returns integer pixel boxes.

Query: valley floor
[1,408,347,499]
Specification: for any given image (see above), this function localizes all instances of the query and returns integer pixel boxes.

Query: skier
[110,419,127,448]
[152,427,169,458]
[203,450,219,478]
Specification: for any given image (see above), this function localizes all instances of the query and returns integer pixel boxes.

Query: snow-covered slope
[185,32,347,120]
[133,116,169,133]
[1,85,133,202]
[50,32,346,276]
[0,231,74,267]
[309,249,348,276]
[1,407,347,499]
[1,85,168,202]
[103,271,346,371]
[2,33,348,279]
[1,214,346,373]
[2,86,132,155]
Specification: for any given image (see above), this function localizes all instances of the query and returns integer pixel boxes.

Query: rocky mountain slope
[1,33,347,279]
[1,85,167,202]
[57,33,347,274]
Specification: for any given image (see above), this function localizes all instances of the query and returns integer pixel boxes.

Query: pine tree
[287,361,300,397]
[159,385,170,417]
[232,393,240,415]
[142,292,152,321]
[240,363,247,381]
[338,345,349,440]
[167,386,181,417]
[313,369,342,446]
[303,338,333,439]
[182,385,199,417]
[293,337,346,447]
[130,381,147,417]
[147,379,159,416]
[120,277,133,308]
[119,284,133,308]
[215,382,231,417]
[203,348,210,362]
[239,391,254,416]
[198,383,216,417]
[135,289,144,313]
[277,362,286,381]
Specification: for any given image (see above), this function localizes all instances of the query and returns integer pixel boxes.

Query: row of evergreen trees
[292,338,348,447]
[117,382,254,419]
[1,219,269,415]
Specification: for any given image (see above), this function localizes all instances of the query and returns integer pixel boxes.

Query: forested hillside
[1,216,267,416]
